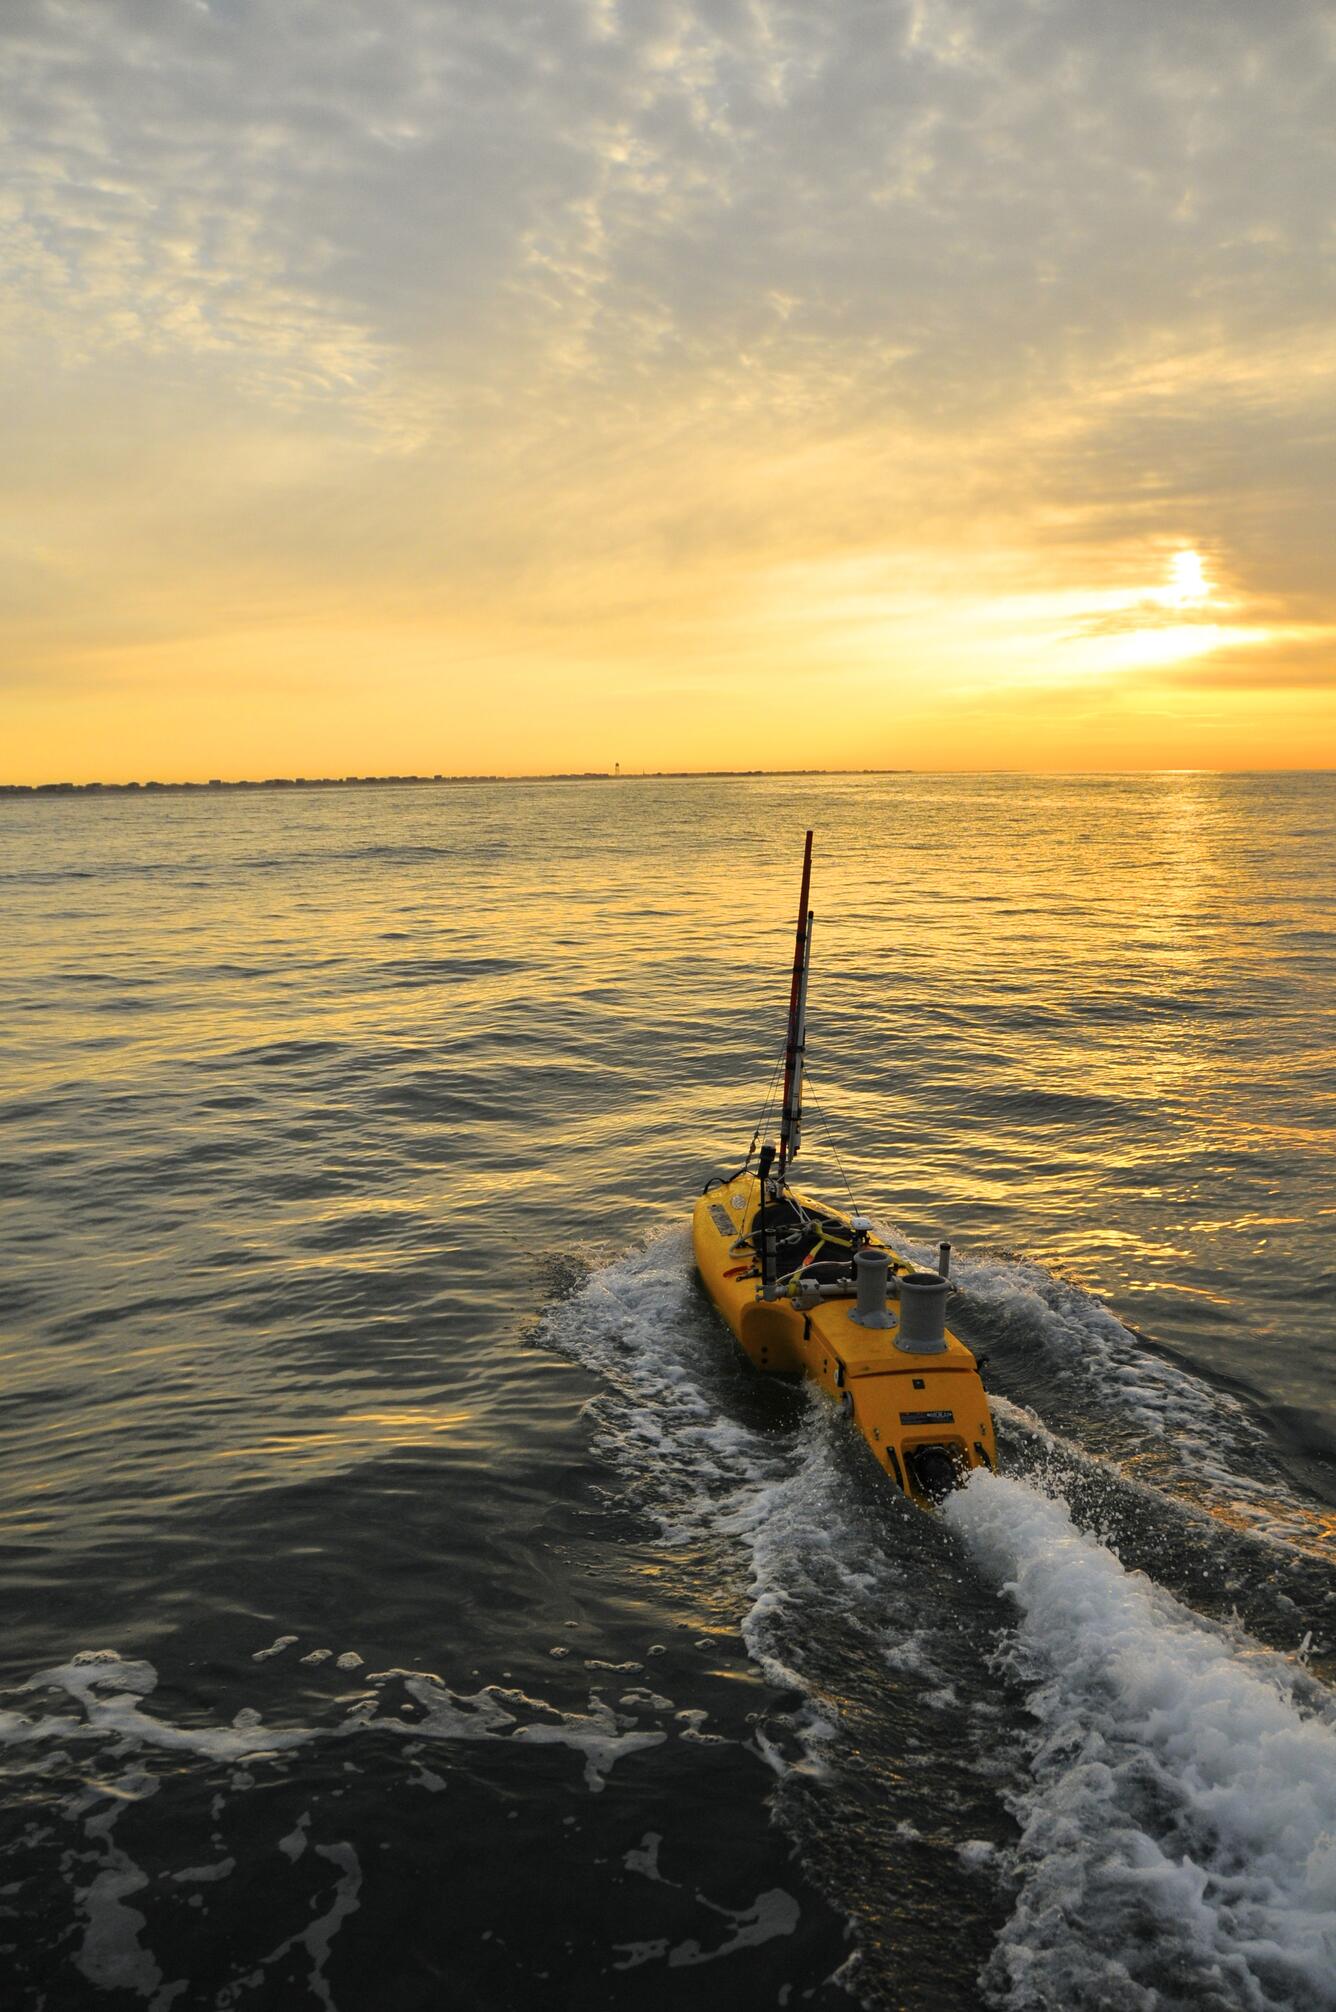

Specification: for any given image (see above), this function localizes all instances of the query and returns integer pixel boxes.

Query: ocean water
[1,771,1334,2011]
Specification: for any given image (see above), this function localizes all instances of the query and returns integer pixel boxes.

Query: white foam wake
[549,1228,794,1547]
[946,1471,1336,2011]
[888,1229,1336,1561]
[542,1231,883,1768]
[9,1652,666,1795]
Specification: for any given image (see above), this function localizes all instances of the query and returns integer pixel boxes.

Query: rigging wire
[801,1070,860,1218]
[746,1039,788,1164]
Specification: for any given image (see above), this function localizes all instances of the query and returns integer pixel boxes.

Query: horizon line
[1,766,1331,797]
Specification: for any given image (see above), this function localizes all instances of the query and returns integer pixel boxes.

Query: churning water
[1,772,1333,2010]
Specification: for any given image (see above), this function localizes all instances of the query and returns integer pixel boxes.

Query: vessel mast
[776,831,813,1183]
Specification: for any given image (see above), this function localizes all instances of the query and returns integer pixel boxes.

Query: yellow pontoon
[692,833,996,1509]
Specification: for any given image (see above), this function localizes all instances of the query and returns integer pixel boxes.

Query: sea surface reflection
[1,772,1333,2009]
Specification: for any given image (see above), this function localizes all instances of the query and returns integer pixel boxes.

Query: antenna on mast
[776,831,813,1183]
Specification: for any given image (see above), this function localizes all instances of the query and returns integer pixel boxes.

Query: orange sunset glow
[4,2,1334,782]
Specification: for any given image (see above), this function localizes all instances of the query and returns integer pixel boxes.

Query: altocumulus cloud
[2,0,1335,737]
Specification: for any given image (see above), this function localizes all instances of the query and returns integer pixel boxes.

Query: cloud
[1146,635,1336,691]
[7,0,1332,413]
[2,0,1335,769]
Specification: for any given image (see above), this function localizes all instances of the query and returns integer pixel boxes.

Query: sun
[1161,549,1210,608]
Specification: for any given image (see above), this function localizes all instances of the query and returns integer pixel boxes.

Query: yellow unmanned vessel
[692,832,996,1509]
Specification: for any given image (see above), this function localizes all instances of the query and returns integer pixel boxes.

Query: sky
[3,0,1335,781]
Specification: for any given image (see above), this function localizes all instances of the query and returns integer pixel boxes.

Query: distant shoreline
[0,767,1325,796]
[0,769,892,797]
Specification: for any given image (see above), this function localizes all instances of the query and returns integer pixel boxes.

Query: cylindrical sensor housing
[850,1247,896,1328]
[896,1271,949,1353]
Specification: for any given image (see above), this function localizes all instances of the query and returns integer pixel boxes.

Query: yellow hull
[693,1175,996,1510]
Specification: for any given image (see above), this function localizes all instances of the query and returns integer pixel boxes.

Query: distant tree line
[0,770,843,797]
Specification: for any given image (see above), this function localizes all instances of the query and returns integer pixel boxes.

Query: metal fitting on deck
[849,1248,896,1329]
[895,1271,949,1353]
